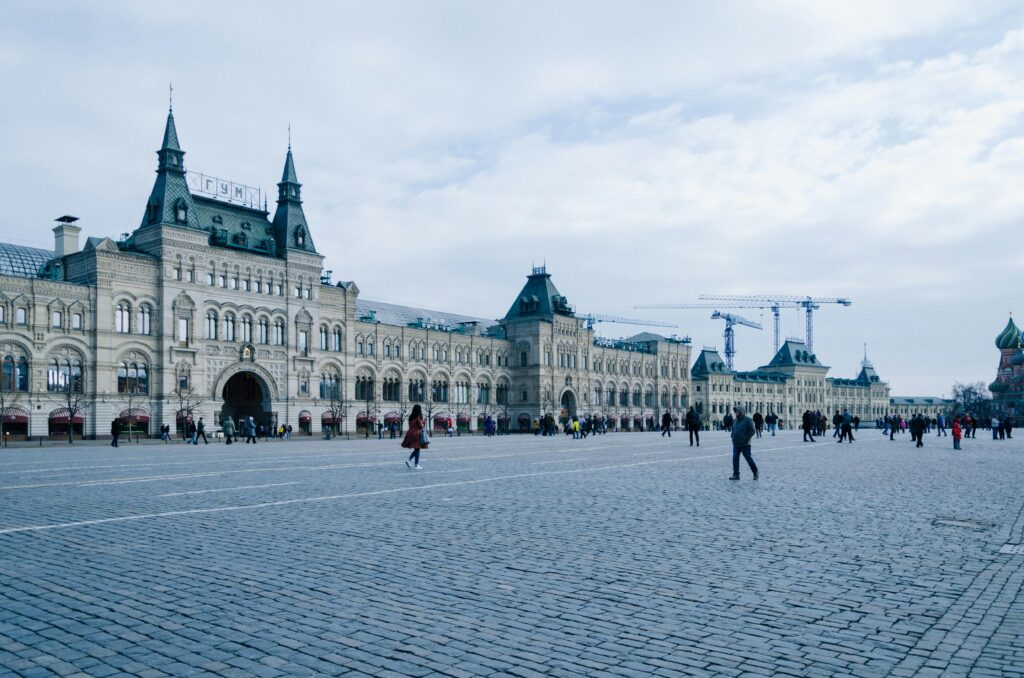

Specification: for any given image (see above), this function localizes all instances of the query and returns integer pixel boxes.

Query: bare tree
[950,382,992,418]
[326,378,348,438]
[62,378,86,445]
[173,383,203,440]
[0,367,20,445]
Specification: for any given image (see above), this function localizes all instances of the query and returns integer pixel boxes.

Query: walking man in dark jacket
[685,407,700,447]
[110,419,121,447]
[661,410,672,437]
[802,410,816,442]
[729,407,758,480]
[752,411,764,438]
[909,414,925,447]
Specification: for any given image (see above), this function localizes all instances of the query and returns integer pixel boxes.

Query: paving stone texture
[0,428,1022,677]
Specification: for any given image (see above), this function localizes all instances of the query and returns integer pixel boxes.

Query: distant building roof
[504,267,574,321]
[692,348,731,376]
[0,243,53,278]
[356,298,498,333]
[889,397,953,405]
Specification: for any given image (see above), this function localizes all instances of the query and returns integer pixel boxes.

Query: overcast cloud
[1,1,1022,396]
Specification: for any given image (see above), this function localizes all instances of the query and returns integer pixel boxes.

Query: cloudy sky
[2,1,1022,396]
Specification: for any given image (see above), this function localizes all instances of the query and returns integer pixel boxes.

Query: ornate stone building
[990,315,1023,421]
[690,339,892,426]
[0,110,693,439]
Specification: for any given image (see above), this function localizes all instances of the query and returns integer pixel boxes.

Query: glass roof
[0,243,53,278]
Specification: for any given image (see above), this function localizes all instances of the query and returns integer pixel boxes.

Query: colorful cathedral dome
[1012,349,1024,367]
[989,379,1008,394]
[995,316,1021,350]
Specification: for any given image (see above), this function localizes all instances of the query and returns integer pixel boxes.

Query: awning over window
[298,410,312,423]
[1,407,28,424]
[383,412,400,424]
[119,408,150,423]
[49,408,83,424]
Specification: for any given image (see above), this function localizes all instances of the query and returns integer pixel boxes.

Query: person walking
[245,415,257,444]
[729,407,758,481]
[952,418,962,450]
[661,410,672,437]
[909,414,925,448]
[160,424,171,443]
[196,417,209,445]
[222,416,235,444]
[685,406,700,447]
[110,418,121,447]
[402,404,428,469]
[766,411,778,436]
[1004,416,1014,439]
[936,414,947,437]
[752,411,764,438]
[187,419,197,445]
[722,411,734,433]
[802,410,816,442]
[838,409,854,443]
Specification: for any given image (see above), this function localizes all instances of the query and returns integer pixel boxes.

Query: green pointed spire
[272,144,316,254]
[281,148,298,184]
[161,111,181,152]
[139,108,196,230]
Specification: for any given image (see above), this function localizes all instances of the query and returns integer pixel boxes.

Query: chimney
[53,215,81,257]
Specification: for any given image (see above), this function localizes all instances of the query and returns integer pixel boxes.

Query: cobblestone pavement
[1,429,1022,677]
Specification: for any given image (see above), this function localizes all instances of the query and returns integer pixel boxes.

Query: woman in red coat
[402,404,428,469]
[952,419,962,450]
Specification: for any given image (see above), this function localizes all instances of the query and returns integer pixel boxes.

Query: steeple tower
[271,139,316,255]
[139,107,198,230]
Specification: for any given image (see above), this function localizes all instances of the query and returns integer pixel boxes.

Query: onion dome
[996,316,1021,350]
[1011,349,1024,367]
[989,380,1008,393]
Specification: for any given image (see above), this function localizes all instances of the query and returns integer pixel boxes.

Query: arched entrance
[222,371,271,430]
[560,390,577,418]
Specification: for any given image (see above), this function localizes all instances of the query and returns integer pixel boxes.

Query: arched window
[48,358,81,392]
[332,329,342,352]
[136,306,151,335]
[115,303,130,333]
[432,380,449,403]
[15,356,28,391]
[224,314,236,342]
[382,377,401,402]
[205,311,218,340]
[118,362,148,394]
[273,320,285,346]
[319,373,340,400]
[408,378,425,402]
[355,376,375,401]
[241,316,252,343]
[258,318,268,344]
[319,327,328,351]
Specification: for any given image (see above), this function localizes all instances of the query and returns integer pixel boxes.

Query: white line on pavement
[529,458,587,465]
[157,482,303,497]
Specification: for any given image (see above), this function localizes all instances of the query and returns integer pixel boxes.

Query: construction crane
[577,313,677,331]
[699,295,851,354]
[636,302,785,351]
[711,311,762,371]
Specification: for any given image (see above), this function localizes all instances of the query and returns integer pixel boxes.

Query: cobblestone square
[1,430,1022,677]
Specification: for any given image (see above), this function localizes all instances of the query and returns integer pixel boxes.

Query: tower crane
[576,313,677,331]
[636,302,784,351]
[699,295,851,354]
[711,311,762,371]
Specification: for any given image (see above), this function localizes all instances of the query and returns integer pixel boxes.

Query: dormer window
[295,227,305,247]
[174,199,188,224]
[147,201,160,224]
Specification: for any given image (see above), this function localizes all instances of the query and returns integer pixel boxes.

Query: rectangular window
[217,275,226,288]
[230,278,238,290]
[15,308,26,324]
[242,279,250,291]
[305,288,312,300]
[520,352,527,367]
[206,273,214,285]
[0,307,5,322]
[275,285,283,296]
[173,268,182,281]
[187,270,194,283]
[356,342,363,355]
[295,287,302,298]
[367,342,374,356]
[51,311,62,328]
[177,318,188,344]
[255,281,262,293]
[72,313,81,329]
[299,330,308,354]
[394,344,401,358]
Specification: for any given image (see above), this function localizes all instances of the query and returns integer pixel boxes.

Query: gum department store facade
[0,111,930,439]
